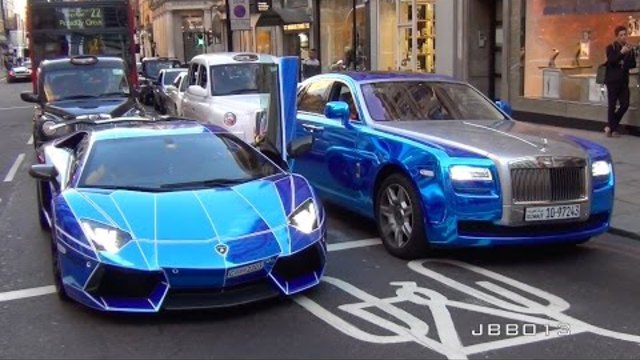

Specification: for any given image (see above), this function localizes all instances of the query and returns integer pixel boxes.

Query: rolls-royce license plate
[525,204,581,222]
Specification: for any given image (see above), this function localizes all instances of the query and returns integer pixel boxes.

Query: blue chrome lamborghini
[293,72,614,259]
[30,120,326,312]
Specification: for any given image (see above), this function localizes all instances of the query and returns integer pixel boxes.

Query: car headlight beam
[592,160,611,177]
[450,165,493,182]
[81,219,132,254]
[288,200,318,234]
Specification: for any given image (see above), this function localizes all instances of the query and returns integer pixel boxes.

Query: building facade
[147,0,226,63]
[0,0,6,50]
[503,0,640,129]
[311,0,504,98]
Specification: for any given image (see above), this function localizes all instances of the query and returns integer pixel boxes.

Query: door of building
[395,0,436,72]
[183,31,205,63]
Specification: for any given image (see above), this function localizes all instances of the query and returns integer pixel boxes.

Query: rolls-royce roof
[328,71,458,83]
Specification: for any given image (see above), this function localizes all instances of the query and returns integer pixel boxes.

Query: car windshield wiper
[159,178,251,189]
[79,185,169,192]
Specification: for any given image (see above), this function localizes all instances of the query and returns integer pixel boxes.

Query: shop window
[256,28,273,55]
[378,0,435,73]
[319,0,368,72]
[521,1,640,105]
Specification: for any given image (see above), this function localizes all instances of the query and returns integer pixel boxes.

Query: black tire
[37,181,51,231]
[50,224,71,302]
[375,173,429,259]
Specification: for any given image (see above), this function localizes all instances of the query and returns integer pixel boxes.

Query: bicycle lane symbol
[293,259,640,359]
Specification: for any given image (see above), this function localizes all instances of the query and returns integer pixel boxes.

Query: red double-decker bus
[26,0,138,91]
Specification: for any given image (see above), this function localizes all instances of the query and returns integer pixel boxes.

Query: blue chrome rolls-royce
[292,72,614,259]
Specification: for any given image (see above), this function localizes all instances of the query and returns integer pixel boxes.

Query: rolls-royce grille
[511,167,585,203]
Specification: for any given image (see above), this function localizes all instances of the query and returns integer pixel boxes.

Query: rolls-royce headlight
[592,160,611,177]
[288,199,318,234]
[81,219,132,254]
[450,166,493,182]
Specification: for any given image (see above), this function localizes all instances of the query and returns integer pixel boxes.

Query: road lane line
[327,238,382,252]
[0,286,56,303]
[0,238,384,303]
[27,135,33,145]
[3,153,25,182]
[0,106,32,111]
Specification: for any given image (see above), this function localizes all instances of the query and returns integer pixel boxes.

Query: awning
[255,7,311,28]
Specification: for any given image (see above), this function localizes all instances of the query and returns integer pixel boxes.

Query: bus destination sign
[58,8,104,29]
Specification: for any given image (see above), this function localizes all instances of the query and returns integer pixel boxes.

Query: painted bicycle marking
[294,259,640,359]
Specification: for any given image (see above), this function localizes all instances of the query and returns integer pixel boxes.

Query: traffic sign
[229,0,251,31]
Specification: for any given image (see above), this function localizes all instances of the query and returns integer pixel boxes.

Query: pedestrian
[301,48,321,81]
[604,25,637,137]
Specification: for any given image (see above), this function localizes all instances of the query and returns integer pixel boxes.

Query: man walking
[301,48,321,81]
[604,25,636,137]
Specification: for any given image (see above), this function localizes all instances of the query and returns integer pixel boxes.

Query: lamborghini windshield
[79,132,282,190]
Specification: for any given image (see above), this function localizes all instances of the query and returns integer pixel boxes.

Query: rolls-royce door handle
[302,124,324,133]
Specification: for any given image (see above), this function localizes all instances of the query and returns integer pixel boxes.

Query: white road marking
[0,237,383,304]
[3,153,25,182]
[0,106,32,111]
[295,259,640,359]
[27,135,33,145]
[0,286,56,303]
[327,238,381,252]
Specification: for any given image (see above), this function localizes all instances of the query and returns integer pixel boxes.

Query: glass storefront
[378,0,436,72]
[318,0,368,71]
[256,27,274,54]
[521,0,640,104]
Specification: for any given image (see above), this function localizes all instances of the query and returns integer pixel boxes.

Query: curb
[608,227,640,241]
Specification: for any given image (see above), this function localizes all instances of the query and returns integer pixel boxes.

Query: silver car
[165,72,188,116]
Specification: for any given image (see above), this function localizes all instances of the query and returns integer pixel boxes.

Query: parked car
[20,55,145,149]
[152,68,187,114]
[29,118,323,312]
[182,53,281,142]
[7,60,32,83]
[293,72,615,259]
[138,57,182,105]
[165,72,188,116]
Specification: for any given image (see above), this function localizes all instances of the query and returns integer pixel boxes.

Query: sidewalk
[535,123,640,239]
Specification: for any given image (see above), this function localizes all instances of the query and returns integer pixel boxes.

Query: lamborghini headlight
[450,165,493,182]
[81,219,132,254]
[288,199,318,234]
[592,160,611,178]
